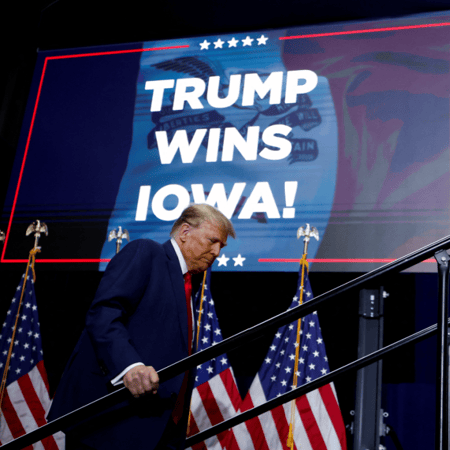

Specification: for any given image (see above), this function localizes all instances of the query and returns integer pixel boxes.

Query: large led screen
[2,12,449,271]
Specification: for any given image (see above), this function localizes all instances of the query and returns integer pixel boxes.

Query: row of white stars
[216,253,245,266]
[200,34,268,50]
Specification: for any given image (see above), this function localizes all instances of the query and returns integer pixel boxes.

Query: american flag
[229,266,347,450]
[187,268,247,450]
[0,273,64,449]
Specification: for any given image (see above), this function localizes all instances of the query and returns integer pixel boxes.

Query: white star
[306,376,312,382]
[321,368,327,374]
[209,299,214,305]
[299,357,305,364]
[228,37,238,47]
[265,357,271,364]
[317,338,323,344]
[25,302,31,308]
[313,351,320,357]
[288,325,294,330]
[280,350,285,355]
[270,345,276,351]
[214,328,221,335]
[289,354,295,361]
[309,363,315,370]
[207,366,214,374]
[204,324,212,331]
[19,356,25,361]
[276,363,281,368]
[242,36,254,46]
[217,254,230,266]
[199,39,211,50]
[306,333,311,339]
[16,368,21,374]
[207,312,213,318]
[271,375,276,382]
[214,38,224,49]
[24,343,29,349]
[257,34,268,45]
[220,357,227,365]
[202,337,208,344]
[309,321,315,327]
[232,254,246,266]
[275,332,281,339]
[34,333,39,339]
[281,380,287,386]
[284,367,291,373]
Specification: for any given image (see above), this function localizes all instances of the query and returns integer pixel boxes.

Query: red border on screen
[2,22,449,264]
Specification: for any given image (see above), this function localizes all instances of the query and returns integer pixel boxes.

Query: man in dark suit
[48,204,235,450]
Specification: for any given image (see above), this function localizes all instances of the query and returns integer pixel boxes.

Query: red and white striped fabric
[188,367,244,450]
[187,268,244,450]
[0,273,64,449]
[229,377,346,450]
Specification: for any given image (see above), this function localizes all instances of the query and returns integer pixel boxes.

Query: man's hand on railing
[123,365,159,398]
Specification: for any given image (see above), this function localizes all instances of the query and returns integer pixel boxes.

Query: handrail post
[434,249,450,450]
[353,287,385,450]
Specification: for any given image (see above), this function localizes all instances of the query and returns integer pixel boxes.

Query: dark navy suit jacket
[48,239,192,449]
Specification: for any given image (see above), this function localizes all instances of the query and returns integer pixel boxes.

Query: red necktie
[172,272,193,425]
[184,272,193,355]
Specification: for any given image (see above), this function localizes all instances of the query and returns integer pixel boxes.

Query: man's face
[178,220,228,274]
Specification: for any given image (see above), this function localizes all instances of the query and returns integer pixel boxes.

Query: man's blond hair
[170,204,235,238]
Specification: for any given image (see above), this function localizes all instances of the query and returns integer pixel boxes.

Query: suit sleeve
[85,239,156,381]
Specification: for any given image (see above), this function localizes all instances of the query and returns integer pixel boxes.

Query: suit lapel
[163,240,189,353]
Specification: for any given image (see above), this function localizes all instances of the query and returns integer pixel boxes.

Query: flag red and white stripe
[0,274,64,449]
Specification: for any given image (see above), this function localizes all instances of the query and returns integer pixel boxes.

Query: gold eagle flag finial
[108,226,130,254]
[297,223,319,257]
[26,220,48,251]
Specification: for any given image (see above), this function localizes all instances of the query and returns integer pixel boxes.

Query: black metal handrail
[3,234,450,450]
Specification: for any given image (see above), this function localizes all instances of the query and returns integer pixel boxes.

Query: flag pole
[187,269,208,433]
[287,224,319,449]
[0,221,47,417]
